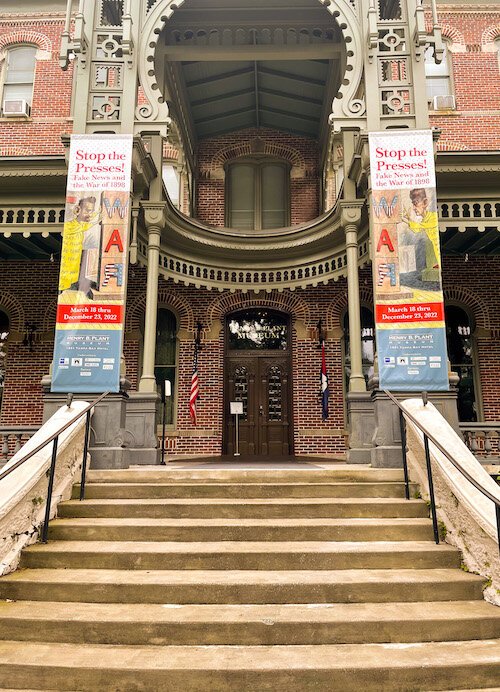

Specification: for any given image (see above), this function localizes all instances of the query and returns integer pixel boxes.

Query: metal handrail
[384,389,500,555]
[0,391,109,542]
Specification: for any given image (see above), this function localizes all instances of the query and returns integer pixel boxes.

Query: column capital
[339,201,364,230]
[140,201,167,234]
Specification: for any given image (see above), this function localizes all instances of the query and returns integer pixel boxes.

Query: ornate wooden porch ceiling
[155,0,343,142]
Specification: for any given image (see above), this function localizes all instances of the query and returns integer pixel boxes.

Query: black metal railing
[0,392,109,543]
[385,389,500,555]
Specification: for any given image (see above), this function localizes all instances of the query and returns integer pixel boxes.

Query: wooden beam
[165,44,342,62]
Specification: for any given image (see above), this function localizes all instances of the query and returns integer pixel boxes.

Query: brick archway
[326,286,374,331]
[0,292,25,333]
[207,290,310,326]
[126,289,194,333]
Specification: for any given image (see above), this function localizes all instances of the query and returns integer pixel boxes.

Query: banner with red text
[51,134,133,393]
[369,130,448,391]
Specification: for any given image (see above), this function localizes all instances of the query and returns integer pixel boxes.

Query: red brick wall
[441,256,500,421]
[0,260,59,425]
[0,17,73,156]
[2,256,500,454]
[196,127,320,227]
[428,10,500,151]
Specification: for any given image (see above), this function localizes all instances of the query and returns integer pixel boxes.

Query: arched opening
[343,306,375,397]
[145,0,353,228]
[445,304,480,422]
[0,310,10,418]
[153,308,178,427]
[224,308,292,456]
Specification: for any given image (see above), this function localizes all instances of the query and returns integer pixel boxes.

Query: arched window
[1,46,37,113]
[445,305,480,422]
[226,160,290,230]
[343,307,375,390]
[0,310,9,416]
[154,309,178,426]
[425,43,455,108]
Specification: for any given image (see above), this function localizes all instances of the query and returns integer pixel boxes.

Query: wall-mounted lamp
[195,321,203,349]
[317,319,326,347]
[23,322,38,352]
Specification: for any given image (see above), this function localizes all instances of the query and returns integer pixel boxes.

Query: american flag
[320,340,329,421]
[189,344,200,425]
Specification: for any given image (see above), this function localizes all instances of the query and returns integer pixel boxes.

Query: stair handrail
[0,391,109,542]
[384,389,500,556]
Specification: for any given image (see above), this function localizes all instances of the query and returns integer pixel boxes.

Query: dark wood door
[225,354,291,456]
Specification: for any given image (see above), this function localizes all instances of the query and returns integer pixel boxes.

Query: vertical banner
[368,130,448,391]
[51,134,133,393]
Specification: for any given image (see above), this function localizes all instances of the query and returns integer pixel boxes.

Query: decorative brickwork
[206,291,310,327]
[126,288,195,333]
[442,286,490,330]
[0,291,24,334]
[441,25,466,52]
[0,30,52,54]
[427,10,500,151]
[481,24,500,50]
[326,283,374,330]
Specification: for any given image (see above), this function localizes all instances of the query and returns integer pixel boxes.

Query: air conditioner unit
[2,99,31,117]
[432,95,456,111]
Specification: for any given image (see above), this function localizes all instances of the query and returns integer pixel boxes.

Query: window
[226,161,289,230]
[228,309,288,351]
[425,43,454,103]
[100,0,124,27]
[154,309,178,426]
[1,46,37,110]
[445,305,480,422]
[0,311,9,416]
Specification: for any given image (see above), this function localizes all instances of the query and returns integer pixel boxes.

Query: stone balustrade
[0,428,38,464]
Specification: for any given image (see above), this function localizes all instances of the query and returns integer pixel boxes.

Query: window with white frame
[226,160,290,230]
[425,43,454,105]
[1,46,37,112]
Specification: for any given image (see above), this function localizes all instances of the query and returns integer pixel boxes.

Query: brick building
[0,0,499,466]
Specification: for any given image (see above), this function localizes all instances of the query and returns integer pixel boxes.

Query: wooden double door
[225,353,291,456]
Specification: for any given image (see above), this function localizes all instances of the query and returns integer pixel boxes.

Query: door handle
[259,405,264,416]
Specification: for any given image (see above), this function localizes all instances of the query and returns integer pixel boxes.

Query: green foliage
[438,520,447,541]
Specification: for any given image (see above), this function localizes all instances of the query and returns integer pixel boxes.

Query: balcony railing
[0,427,38,464]
[460,423,500,462]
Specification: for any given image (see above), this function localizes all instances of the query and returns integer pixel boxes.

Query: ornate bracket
[414,0,444,64]
[72,11,89,67]
[141,201,167,235]
[122,12,135,69]
[340,201,363,230]
[367,0,378,54]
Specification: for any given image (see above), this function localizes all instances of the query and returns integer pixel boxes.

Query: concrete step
[20,540,460,571]
[86,467,405,484]
[0,639,499,691]
[0,568,484,604]
[0,600,499,646]
[58,497,429,519]
[48,517,435,542]
[74,481,417,499]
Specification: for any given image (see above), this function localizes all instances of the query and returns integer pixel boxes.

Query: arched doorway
[224,308,292,456]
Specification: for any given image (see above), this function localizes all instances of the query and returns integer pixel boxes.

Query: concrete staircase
[0,465,499,690]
